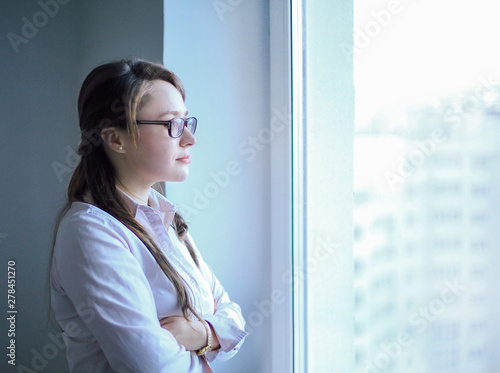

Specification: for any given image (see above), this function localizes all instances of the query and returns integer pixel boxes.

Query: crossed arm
[160,300,221,352]
[52,212,246,371]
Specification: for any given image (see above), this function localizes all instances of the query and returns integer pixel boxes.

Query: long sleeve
[51,208,209,373]
[187,234,248,363]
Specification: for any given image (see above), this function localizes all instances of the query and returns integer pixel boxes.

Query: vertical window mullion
[292,0,355,371]
[291,0,307,371]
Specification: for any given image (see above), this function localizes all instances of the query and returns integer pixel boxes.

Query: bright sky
[355,0,500,120]
[354,0,500,190]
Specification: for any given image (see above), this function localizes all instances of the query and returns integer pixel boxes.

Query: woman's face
[122,79,196,184]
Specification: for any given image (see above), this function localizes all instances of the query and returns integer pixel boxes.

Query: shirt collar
[116,187,178,228]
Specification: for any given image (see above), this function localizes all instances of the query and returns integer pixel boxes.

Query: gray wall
[1,0,270,372]
[1,1,161,372]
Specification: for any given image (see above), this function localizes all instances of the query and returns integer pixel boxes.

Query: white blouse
[50,188,247,372]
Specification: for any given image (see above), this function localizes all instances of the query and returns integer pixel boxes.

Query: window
[274,1,500,372]
[353,1,500,373]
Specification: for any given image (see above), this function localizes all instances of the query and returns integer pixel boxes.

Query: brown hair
[52,59,200,320]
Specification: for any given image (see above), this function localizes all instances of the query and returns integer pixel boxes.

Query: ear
[101,127,126,153]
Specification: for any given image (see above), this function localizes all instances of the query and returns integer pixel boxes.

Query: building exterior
[353,89,500,373]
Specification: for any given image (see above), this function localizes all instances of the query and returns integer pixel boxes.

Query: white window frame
[270,0,354,371]
[269,1,294,372]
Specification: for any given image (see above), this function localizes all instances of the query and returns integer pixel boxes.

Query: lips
[176,155,191,164]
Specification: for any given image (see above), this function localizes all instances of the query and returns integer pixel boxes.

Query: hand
[160,316,206,351]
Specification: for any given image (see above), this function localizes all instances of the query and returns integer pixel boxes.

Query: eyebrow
[159,110,188,118]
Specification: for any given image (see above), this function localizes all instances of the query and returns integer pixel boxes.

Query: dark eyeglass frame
[136,117,197,138]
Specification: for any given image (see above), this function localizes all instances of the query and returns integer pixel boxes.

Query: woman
[50,59,247,372]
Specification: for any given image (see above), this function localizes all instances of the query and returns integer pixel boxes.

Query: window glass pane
[353,1,500,372]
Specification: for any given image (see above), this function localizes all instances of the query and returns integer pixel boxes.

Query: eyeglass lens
[171,118,197,138]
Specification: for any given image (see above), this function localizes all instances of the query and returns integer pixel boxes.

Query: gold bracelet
[196,320,212,356]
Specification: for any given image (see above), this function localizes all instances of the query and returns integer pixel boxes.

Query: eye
[169,118,185,137]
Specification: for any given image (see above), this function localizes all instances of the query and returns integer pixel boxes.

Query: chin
[165,172,189,182]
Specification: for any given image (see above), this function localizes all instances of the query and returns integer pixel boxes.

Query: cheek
[140,130,175,155]
[150,142,175,158]
[145,143,176,169]
[134,136,176,168]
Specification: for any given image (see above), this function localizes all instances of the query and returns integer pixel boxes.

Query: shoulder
[55,202,137,250]
[61,201,116,224]
[59,202,125,231]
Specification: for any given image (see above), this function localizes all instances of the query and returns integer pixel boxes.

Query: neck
[116,180,151,206]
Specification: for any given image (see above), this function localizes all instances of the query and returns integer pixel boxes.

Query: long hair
[52,59,200,320]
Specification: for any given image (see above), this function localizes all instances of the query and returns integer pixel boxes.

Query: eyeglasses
[136,117,197,138]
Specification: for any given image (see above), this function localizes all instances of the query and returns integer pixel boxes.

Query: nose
[180,126,196,147]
